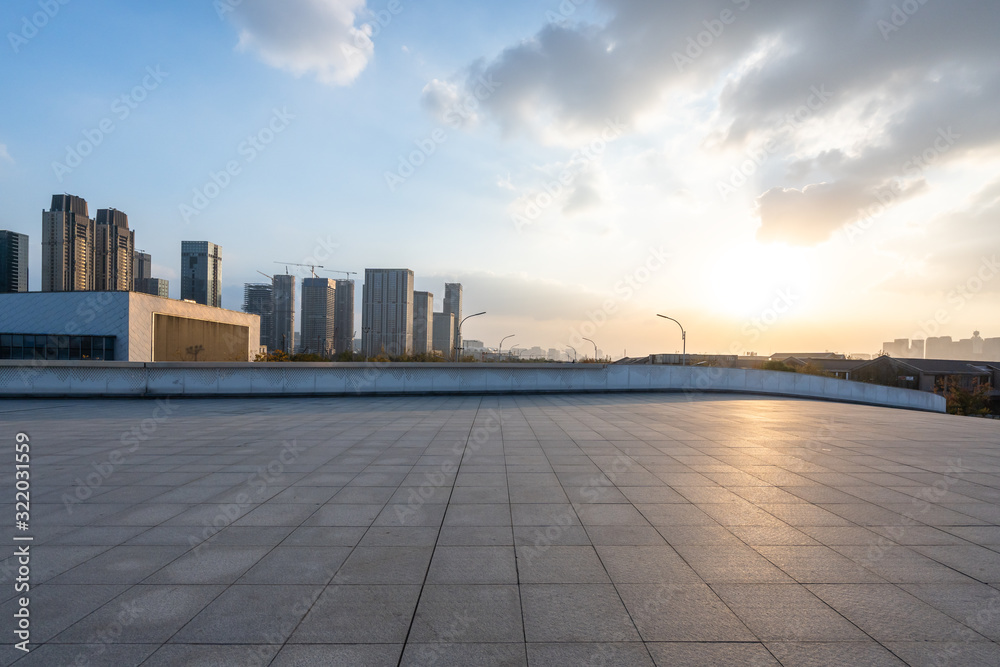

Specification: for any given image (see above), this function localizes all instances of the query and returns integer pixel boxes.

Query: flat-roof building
[0,291,259,362]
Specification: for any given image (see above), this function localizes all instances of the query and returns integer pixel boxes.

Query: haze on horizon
[1,0,998,358]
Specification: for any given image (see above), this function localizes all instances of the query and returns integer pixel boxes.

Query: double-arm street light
[499,334,515,358]
[656,314,686,366]
[454,311,486,361]
[582,337,598,361]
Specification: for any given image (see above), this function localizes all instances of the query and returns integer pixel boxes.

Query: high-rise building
[333,279,355,355]
[94,208,134,292]
[243,282,274,350]
[413,291,434,356]
[42,194,95,292]
[0,231,29,293]
[272,274,295,354]
[444,283,463,357]
[432,312,454,357]
[362,269,414,357]
[301,277,336,356]
[141,278,169,298]
[133,251,152,291]
[180,241,222,307]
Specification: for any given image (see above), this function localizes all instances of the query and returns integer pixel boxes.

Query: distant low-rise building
[0,292,258,361]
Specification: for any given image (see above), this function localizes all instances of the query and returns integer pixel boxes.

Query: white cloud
[224,0,373,86]
[0,144,12,163]
[431,0,1000,244]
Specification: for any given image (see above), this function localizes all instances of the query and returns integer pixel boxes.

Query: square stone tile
[401,642,526,666]
[755,545,887,583]
[674,545,796,583]
[290,585,421,643]
[142,644,280,666]
[438,525,514,546]
[647,642,779,666]
[426,546,518,584]
[521,584,640,642]
[272,644,403,666]
[595,545,702,584]
[808,584,982,641]
[143,546,270,585]
[765,641,906,666]
[238,546,352,584]
[443,504,512,527]
[333,546,434,584]
[171,585,322,643]
[713,584,868,642]
[516,545,610,583]
[52,584,225,643]
[528,642,653,666]
[409,584,524,643]
[618,583,755,642]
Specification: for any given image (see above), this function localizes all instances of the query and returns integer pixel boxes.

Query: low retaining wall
[0,362,946,412]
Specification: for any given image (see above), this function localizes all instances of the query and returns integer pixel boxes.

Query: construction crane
[256,270,273,281]
[321,269,358,281]
[274,261,324,277]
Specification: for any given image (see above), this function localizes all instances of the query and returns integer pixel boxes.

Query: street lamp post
[582,337,598,361]
[567,345,577,362]
[656,314,686,366]
[455,311,486,361]
[499,334,515,359]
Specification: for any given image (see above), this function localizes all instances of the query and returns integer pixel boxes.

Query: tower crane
[274,261,324,277]
[321,269,358,281]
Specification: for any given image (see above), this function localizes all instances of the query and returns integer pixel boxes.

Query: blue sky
[2,0,999,357]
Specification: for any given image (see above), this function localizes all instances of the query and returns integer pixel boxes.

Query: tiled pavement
[1,393,999,666]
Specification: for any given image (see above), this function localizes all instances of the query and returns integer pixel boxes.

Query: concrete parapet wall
[0,362,946,412]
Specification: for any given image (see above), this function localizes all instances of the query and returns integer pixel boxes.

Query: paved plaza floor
[1,393,1000,666]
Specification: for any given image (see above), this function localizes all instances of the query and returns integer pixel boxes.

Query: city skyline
[1,2,998,356]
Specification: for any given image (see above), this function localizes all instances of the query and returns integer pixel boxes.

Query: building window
[0,334,115,361]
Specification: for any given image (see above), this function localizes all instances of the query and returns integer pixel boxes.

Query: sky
[1,0,998,358]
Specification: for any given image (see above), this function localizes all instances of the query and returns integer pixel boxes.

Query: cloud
[431,0,1000,243]
[224,0,373,86]
[421,79,480,128]
[0,144,11,163]
[881,178,1000,293]
[755,178,926,245]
